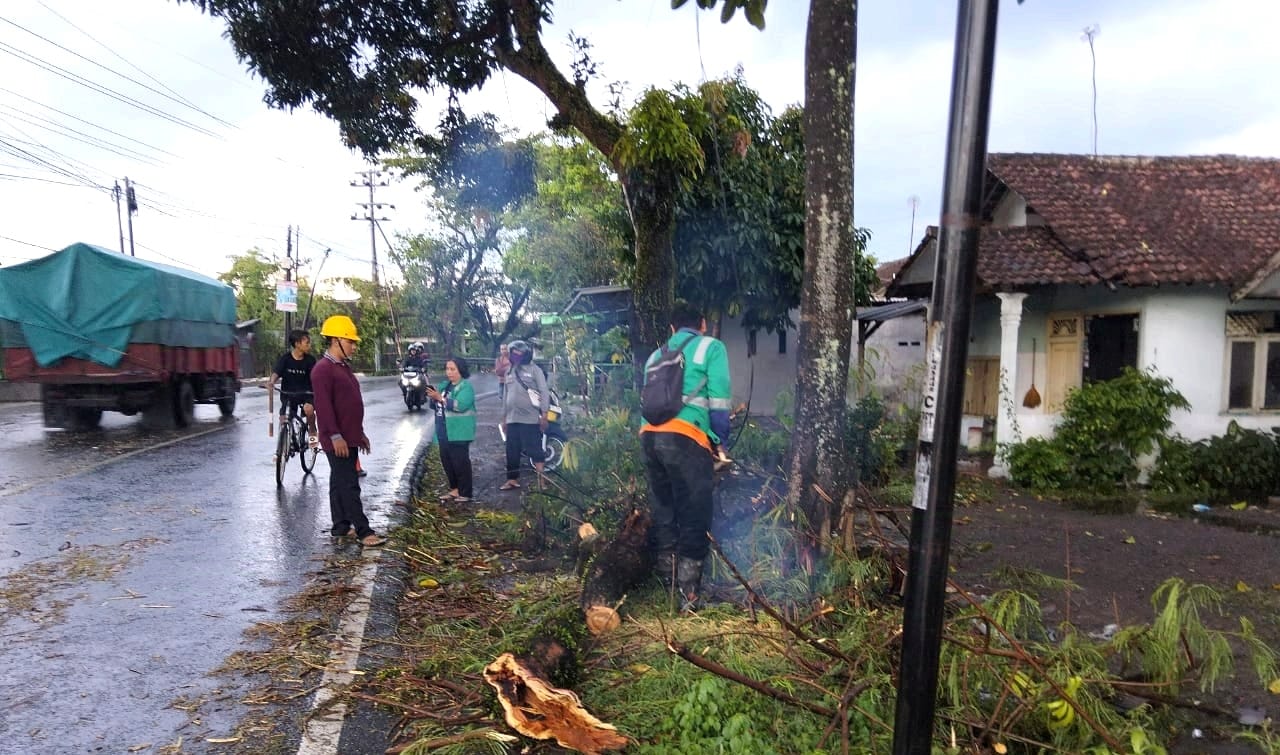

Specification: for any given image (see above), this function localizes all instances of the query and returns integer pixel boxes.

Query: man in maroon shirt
[311,315,386,547]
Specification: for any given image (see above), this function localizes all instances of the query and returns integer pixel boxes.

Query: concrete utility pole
[113,182,125,254]
[350,169,394,287]
[351,169,394,369]
[124,177,137,257]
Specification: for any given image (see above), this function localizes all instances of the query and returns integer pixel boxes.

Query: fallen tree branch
[708,535,853,665]
[348,691,489,725]
[640,618,838,719]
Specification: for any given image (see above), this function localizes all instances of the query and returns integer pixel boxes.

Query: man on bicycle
[270,329,317,447]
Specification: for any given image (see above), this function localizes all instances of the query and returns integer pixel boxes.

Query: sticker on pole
[912,447,931,510]
[918,322,944,443]
[275,281,298,312]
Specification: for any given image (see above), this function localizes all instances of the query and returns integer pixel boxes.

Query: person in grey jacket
[500,340,550,489]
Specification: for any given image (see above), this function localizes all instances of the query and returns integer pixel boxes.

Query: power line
[0,120,113,189]
[0,171,86,187]
[0,14,234,128]
[0,39,222,139]
[0,233,55,251]
[0,103,167,166]
[0,85,181,158]
[0,134,109,191]
[34,0,209,112]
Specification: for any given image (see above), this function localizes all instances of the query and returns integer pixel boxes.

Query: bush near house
[1150,421,1280,503]
[1006,368,1189,492]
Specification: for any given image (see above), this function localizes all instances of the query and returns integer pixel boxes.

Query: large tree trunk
[785,0,859,555]
[622,172,678,378]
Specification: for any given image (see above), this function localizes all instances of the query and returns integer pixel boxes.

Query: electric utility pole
[352,169,394,369]
[124,177,137,257]
[113,182,125,254]
[351,169,394,287]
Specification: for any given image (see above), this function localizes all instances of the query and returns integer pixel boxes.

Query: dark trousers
[642,432,714,561]
[439,441,473,497]
[505,422,546,480]
[326,449,372,538]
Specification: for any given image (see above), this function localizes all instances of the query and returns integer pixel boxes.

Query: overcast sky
[1,0,1276,293]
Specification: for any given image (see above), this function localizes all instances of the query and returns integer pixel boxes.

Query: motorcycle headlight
[410,377,422,386]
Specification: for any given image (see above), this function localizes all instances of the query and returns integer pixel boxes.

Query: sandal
[332,527,356,538]
[499,480,521,490]
[438,493,457,502]
[360,534,388,547]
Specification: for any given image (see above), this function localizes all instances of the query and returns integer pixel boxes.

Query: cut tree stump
[579,508,653,635]
[483,652,629,754]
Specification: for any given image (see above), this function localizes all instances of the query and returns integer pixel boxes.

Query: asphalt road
[0,377,437,754]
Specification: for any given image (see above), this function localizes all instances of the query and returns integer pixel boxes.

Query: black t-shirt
[274,352,317,396]
[434,382,453,442]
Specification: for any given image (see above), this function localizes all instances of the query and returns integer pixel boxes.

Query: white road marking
[297,550,382,754]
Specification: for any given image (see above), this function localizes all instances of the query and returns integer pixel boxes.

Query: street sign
[275,281,298,312]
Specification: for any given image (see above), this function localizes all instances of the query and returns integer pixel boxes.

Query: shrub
[1007,368,1189,491]
[1151,422,1280,502]
[846,395,919,487]
[1006,437,1074,491]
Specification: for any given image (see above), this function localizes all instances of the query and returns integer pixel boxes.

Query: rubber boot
[654,549,677,592]
[676,556,704,614]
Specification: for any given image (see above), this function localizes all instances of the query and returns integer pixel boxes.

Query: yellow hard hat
[320,315,361,341]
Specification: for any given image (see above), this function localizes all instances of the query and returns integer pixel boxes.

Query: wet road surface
[0,377,433,754]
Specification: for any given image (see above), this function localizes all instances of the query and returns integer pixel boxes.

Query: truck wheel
[41,390,68,429]
[217,390,236,417]
[174,380,196,427]
[69,407,103,431]
[142,384,175,429]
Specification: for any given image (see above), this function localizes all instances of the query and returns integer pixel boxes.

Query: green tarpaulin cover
[0,243,237,368]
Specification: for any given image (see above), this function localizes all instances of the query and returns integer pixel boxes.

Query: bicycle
[275,392,319,487]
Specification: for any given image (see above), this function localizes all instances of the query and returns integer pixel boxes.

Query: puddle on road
[0,537,162,633]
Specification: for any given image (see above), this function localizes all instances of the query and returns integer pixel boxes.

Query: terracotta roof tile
[986,153,1280,288]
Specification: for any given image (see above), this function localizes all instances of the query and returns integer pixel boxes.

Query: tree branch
[494,0,623,161]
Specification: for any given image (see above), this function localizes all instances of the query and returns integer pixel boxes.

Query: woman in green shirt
[427,357,477,502]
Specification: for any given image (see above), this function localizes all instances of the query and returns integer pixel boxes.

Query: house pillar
[989,292,1027,479]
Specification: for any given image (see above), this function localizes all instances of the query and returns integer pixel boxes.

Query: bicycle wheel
[297,417,319,474]
[275,418,291,487]
[542,436,566,471]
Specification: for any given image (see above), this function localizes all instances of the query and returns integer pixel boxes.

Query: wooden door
[964,357,999,416]
[1045,313,1082,411]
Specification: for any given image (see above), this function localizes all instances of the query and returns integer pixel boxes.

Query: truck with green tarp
[0,242,240,429]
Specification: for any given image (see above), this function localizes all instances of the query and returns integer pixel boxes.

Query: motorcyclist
[403,342,428,372]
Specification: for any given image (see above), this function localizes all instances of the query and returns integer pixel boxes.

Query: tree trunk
[785,0,859,555]
[579,508,653,635]
[621,171,678,379]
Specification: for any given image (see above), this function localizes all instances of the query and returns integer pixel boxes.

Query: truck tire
[143,384,175,429]
[218,392,236,417]
[41,388,68,429]
[69,407,103,431]
[174,379,196,427]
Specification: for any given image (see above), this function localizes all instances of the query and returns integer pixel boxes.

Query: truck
[0,242,240,430]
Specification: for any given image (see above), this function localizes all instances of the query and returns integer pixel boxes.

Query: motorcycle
[400,367,427,411]
[497,391,569,471]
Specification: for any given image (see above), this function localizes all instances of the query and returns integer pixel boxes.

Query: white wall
[861,313,926,405]
[719,316,797,416]
[968,285,1280,443]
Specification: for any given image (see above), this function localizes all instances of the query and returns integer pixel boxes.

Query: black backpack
[641,334,704,425]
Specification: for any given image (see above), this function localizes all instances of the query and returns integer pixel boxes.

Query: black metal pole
[891,0,1000,752]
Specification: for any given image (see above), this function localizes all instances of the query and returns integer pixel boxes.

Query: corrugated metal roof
[856,300,927,322]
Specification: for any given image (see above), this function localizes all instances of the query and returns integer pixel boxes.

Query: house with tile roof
[886,153,1280,475]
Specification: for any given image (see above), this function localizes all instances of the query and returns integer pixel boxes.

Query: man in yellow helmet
[311,315,386,547]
